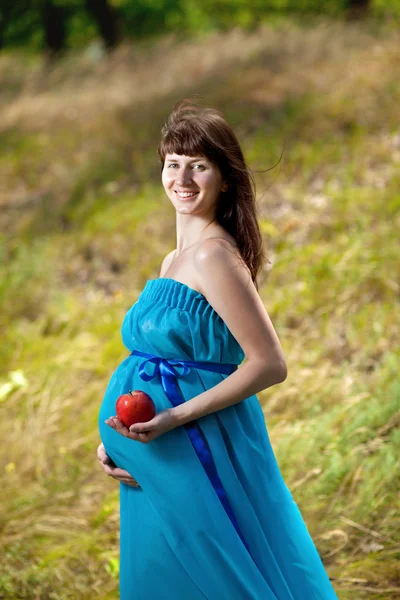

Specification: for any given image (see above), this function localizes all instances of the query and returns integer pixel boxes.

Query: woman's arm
[170,239,287,426]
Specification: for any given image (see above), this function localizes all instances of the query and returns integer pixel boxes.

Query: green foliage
[1,0,400,51]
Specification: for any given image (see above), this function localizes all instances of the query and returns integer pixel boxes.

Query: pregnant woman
[97,99,338,599]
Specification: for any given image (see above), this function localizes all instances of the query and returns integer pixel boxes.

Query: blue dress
[98,278,338,600]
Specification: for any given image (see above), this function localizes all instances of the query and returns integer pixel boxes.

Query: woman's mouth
[175,190,199,200]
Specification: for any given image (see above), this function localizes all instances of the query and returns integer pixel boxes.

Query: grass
[0,14,399,599]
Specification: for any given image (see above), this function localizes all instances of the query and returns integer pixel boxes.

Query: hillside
[0,16,399,600]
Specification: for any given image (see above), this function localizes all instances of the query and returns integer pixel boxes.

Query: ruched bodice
[121,277,245,365]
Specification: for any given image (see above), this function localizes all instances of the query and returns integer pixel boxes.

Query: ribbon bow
[136,352,191,381]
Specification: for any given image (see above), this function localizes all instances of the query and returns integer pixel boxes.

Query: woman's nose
[176,168,192,185]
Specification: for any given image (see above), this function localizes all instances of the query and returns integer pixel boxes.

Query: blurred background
[0,1,399,599]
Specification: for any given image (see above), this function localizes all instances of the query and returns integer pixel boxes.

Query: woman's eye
[166,163,206,170]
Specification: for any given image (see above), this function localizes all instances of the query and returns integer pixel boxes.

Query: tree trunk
[0,0,21,49]
[346,0,370,19]
[42,0,67,54]
[84,0,120,49]
[0,5,11,49]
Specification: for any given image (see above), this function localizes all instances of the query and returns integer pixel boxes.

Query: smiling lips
[175,190,199,199]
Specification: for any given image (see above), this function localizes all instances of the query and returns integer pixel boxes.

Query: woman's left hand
[104,408,177,444]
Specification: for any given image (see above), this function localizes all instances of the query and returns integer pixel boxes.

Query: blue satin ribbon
[129,349,251,556]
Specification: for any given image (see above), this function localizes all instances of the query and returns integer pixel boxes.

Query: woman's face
[162,153,225,216]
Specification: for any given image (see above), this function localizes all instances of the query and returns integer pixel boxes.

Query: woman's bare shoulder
[159,249,176,276]
[196,236,247,269]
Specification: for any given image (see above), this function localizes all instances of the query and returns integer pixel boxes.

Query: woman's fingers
[118,476,140,487]
[104,416,152,444]
[97,437,140,486]
[97,442,110,464]
[106,466,129,478]
[100,460,140,487]
[105,417,129,437]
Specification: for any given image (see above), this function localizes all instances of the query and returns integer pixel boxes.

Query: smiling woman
[162,154,225,210]
[97,99,339,600]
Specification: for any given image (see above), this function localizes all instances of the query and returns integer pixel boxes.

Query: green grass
[0,15,399,599]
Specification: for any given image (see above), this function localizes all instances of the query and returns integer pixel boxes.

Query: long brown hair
[157,99,270,291]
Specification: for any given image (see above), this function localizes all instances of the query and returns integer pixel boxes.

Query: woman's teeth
[175,191,198,199]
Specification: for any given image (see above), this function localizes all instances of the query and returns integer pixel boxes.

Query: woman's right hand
[97,442,141,488]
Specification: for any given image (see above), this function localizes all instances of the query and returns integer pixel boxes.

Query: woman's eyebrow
[166,157,207,162]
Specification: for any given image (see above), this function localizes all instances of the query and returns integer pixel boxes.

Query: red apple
[116,390,156,428]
